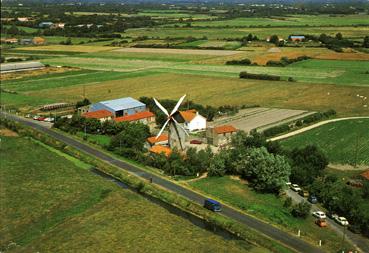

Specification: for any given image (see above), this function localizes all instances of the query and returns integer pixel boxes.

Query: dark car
[190,140,202,144]
[204,199,221,212]
[298,189,309,198]
[308,195,318,204]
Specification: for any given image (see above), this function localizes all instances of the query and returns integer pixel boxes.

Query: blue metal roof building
[90,97,146,117]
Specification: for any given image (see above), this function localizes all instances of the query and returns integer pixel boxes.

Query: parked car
[285,182,291,187]
[44,117,55,122]
[25,114,32,118]
[290,184,301,192]
[313,211,326,219]
[37,117,46,121]
[315,219,328,228]
[327,212,339,220]
[298,190,309,197]
[308,195,318,204]
[204,199,221,212]
[335,216,349,226]
[190,140,202,144]
[33,115,40,120]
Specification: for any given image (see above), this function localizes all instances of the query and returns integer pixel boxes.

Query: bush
[263,124,290,137]
[291,201,311,218]
[226,58,252,65]
[239,71,281,81]
[284,197,293,208]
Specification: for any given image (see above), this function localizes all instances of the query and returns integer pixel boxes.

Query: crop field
[188,176,352,252]
[14,45,116,53]
[186,14,369,27]
[0,135,261,252]
[126,26,369,40]
[280,119,369,165]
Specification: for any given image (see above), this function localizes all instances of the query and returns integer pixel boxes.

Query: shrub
[291,201,311,218]
[239,71,281,81]
[284,197,293,208]
[226,58,252,65]
[263,124,290,137]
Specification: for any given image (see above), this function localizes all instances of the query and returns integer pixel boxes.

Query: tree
[75,98,91,109]
[289,145,328,186]
[291,201,311,218]
[243,147,291,193]
[269,35,280,45]
[208,153,226,177]
[335,32,343,40]
[363,36,369,48]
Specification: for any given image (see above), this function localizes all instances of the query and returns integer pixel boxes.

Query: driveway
[286,189,369,252]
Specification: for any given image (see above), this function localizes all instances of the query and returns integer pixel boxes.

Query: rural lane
[2,112,326,253]
[269,116,369,141]
[286,190,369,253]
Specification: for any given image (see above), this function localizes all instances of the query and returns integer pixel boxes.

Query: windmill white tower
[154,95,189,150]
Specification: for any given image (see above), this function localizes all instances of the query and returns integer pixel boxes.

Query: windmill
[154,95,189,151]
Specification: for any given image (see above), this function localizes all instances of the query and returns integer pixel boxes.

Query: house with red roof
[82,109,113,122]
[206,125,238,147]
[146,134,169,147]
[149,145,172,157]
[176,109,206,133]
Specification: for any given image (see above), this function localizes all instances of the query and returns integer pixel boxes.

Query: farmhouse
[2,38,18,44]
[177,109,207,132]
[0,62,45,73]
[90,97,146,117]
[149,145,172,157]
[206,125,237,147]
[289,35,305,42]
[52,23,65,29]
[17,17,29,22]
[147,134,169,147]
[115,111,155,124]
[32,37,46,45]
[82,109,113,122]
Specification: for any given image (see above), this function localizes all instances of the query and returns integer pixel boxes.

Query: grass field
[187,15,369,27]
[280,119,369,165]
[188,176,353,252]
[0,134,263,252]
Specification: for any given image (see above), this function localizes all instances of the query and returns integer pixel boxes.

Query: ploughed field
[0,134,262,252]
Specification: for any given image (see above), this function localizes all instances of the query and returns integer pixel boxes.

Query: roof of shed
[98,97,145,111]
[214,125,237,134]
[149,145,172,157]
[147,134,169,145]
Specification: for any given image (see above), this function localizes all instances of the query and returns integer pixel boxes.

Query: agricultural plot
[22,72,369,116]
[14,45,116,53]
[210,108,311,133]
[0,135,259,252]
[187,14,369,27]
[280,119,369,165]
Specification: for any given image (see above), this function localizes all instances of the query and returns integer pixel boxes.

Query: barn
[89,97,146,117]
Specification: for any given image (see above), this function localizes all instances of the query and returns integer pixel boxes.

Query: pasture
[188,176,352,252]
[280,119,369,165]
[0,135,260,252]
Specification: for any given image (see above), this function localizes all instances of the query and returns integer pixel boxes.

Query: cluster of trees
[310,176,369,236]
[226,58,252,66]
[266,56,311,67]
[240,71,281,81]
[318,33,354,52]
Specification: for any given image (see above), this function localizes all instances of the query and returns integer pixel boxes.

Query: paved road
[269,117,369,142]
[286,189,369,253]
[2,113,326,253]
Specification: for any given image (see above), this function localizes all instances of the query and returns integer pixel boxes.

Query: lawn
[188,176,353,252]
[0,134,262,252]
[280,119,369,165]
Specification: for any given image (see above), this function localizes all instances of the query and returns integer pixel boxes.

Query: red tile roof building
[82,109,113,122]
[115,111,155,123]
[149,145,172,157]
[147,134,169,145]
[214,125,237,134]
[361,170,369,181]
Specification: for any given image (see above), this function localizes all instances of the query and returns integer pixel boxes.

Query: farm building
[82,109,113,122]
[20,38,32,45]
[39,22,53,28]
[206,125,237,147]
[149,145,172,157]
[176,109,207,132]
[146,135,169,147]
[90,97,146,117]
[115,111,155,125]
[52,23,65,29]
[0,62,45,73]
[32,37,46,45]
[17,17,30,22]
[289,35,305,42]
[2,38,18,44]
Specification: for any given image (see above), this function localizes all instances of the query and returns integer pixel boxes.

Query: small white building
[178,110,207,132]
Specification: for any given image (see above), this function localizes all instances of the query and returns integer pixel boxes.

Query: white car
[335,216,349,226]
[286,182,292,186]
[290,184,301,192]
[44,117,55,122]
[313,211,326,219]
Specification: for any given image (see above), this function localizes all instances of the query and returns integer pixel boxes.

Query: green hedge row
[1,118,294,253]
[239,71,281,81]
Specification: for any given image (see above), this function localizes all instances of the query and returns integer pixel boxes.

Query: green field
[0,134,263,252]
[188,176,353,252]
[187,15,369,27]
[281,119,369,165]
